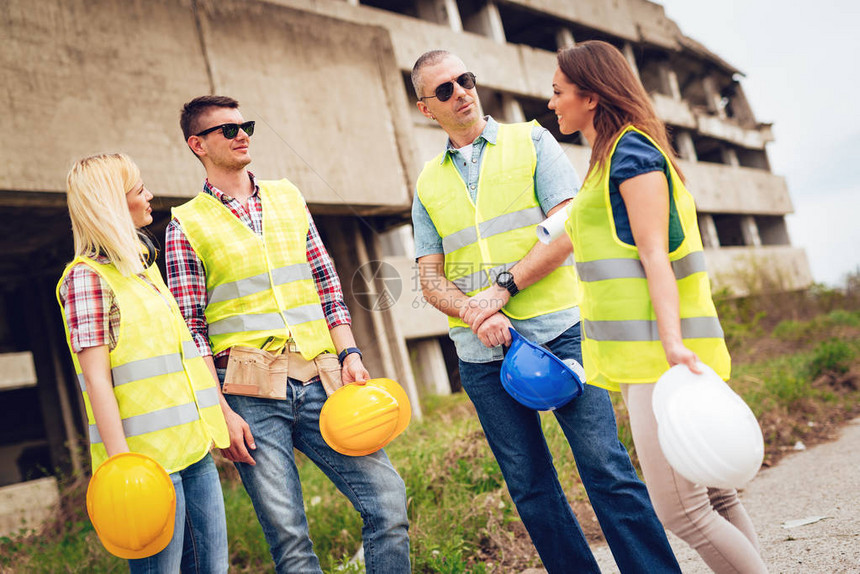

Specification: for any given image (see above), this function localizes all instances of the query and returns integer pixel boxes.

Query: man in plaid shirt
[165,95,409,573]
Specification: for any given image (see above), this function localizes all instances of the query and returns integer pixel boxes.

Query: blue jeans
[458,323,680,574]
[218,371,410,574]
[128,453,228,574]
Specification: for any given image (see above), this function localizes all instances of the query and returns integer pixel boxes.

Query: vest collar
[203,171,259,203]
[441,115,498,164]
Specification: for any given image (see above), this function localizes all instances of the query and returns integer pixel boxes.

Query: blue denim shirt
[412,116,581,363]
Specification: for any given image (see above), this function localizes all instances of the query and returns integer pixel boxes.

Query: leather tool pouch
[314,353,343,397]
[222,346,288,399]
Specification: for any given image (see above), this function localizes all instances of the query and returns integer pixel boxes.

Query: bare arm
[620,171,700,373]
[418,254,514,348]
[417,253,472,320]
[77,345,130,457]
[459,200,573,331]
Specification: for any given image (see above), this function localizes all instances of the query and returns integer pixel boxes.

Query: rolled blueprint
[536,203,571,244]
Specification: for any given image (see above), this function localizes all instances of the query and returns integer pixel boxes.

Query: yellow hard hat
[320,378,411,456]
[86,452,176,559]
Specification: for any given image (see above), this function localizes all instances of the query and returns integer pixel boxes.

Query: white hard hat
[653,363,764,489]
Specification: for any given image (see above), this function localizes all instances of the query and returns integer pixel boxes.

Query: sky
[655,0,860,286]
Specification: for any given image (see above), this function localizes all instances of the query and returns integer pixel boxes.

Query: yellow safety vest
[172,180,335,361]
[416,121,578,330]
[57,258,229,474]
[566,126,731,391]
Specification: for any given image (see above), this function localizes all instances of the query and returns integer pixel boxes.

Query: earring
[431,116,436,120]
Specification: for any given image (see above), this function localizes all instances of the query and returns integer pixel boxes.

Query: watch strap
[337,347,362,366]
[496,272,519,297]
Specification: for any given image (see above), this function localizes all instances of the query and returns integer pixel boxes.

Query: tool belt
[221,345,342,399]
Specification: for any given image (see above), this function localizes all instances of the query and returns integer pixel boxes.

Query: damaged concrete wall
[1,0,416,212]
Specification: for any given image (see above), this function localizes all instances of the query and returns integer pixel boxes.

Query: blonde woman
[549,41,767,573]
[57,153,230,572]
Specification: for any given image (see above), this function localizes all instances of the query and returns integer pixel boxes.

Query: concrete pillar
[702,75,727,119]
[417,0,463,32]
[44,280,84,476]
[698,214,720,248]
[659,63,682,101]
[501,93,525,123]
[555,28,575,50]
[740,215,762,247]
[675,130,698,162]
[359,226,424,420]
[463,0,506,44]
[22,279,74,476]
[321,218,422,420]
[726,81,756,126]
[623,42,641,80]
[411,339,452,396]
[379,225,415,259]
[721,146,740,167]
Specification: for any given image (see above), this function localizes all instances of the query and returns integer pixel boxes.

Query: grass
[3,285,860,573]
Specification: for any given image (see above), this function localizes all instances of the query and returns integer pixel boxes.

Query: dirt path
[587,416,860,573]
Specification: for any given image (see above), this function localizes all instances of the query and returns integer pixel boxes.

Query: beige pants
[621,383,768,574]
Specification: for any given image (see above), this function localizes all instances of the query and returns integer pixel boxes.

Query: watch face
[497,271,512,284]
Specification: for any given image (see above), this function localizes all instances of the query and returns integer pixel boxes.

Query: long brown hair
[557,40,683,181]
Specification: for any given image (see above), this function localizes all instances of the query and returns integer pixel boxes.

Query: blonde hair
[66,153,145,276]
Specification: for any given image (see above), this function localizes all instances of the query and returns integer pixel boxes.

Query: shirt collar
[441,116,498,164]
[203,171,258,203]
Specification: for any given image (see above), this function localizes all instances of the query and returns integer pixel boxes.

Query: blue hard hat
[500,328,585,411]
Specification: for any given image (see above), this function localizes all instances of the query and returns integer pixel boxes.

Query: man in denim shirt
[410,50,680,574]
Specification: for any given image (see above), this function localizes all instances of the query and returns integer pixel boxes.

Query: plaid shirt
[58,255,161,353]
[165,173,351,358]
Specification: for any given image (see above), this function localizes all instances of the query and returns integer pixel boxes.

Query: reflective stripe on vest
[88,386,221,444]
[442,206,546,253]
[207,304,326,336]
[566,125,731,390]
[576,251,707,282]
[416,121,578,329]
[76,340,203,392]
[451,256,575,294]
[208,263,313,305]
[583,316,724,341]
[89,401,200,444]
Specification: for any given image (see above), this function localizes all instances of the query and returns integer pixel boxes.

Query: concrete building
[0,0,810,533]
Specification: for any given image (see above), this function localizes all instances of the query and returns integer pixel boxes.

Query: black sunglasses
[195,121,255,139]
[420,72,477,102]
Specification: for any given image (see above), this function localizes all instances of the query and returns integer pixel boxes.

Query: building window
[691,135,726,165]
[755,216,790,246]
[357,0,420,19]
[712,214,746,246]
[519,96,584,146]
[736,148,771,170]
[635,48,673,97]
[493,2,559,51]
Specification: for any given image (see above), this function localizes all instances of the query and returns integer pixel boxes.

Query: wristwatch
[495,271,519,297]
[337,347,362,366]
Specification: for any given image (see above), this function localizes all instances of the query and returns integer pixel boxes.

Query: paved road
[588,416,860,573]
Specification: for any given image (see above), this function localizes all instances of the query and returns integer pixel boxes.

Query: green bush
[772,319,809,342]
[807,338,853,378]
[823,309,860,327]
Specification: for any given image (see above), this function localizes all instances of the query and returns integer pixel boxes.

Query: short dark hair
[411,50,453,99]
[180,95,240,140]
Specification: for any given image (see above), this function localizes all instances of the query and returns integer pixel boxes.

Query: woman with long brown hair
[549,41,767,573]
